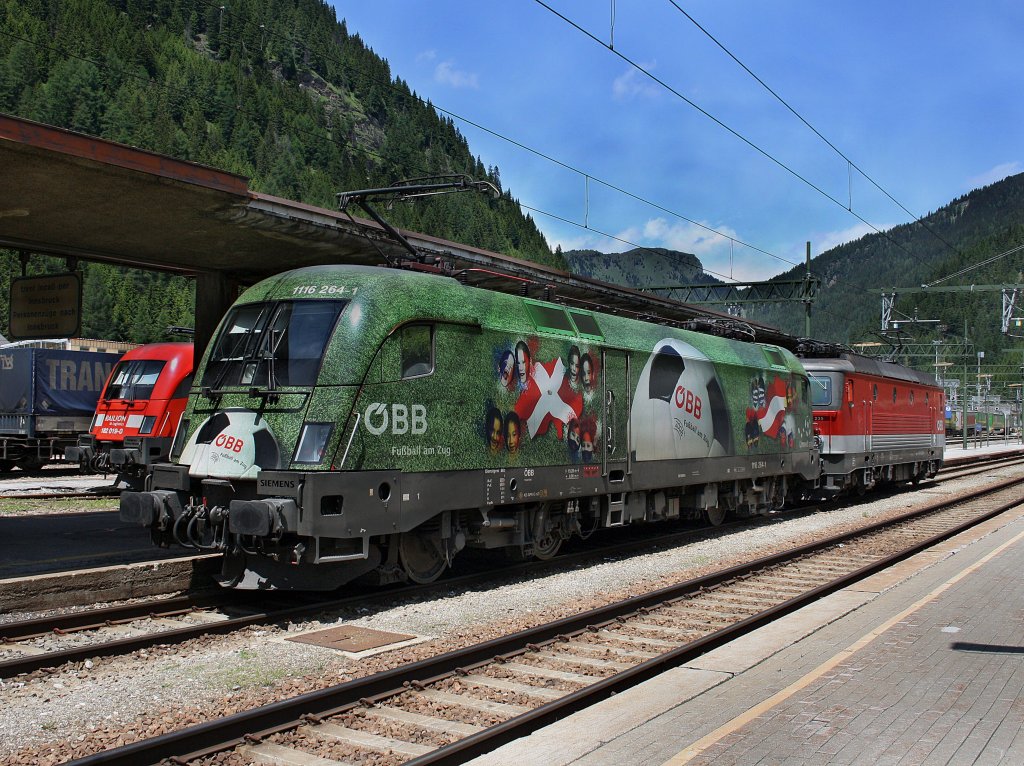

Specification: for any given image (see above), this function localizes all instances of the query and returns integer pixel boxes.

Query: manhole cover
[286,625,416,653]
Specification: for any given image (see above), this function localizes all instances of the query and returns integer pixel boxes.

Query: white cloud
[416,50,437,64]
[434,60,479,89]
[812,223,878,255]
[612,65,660,101]
[967,162,1023,190]
[615,217,738,259]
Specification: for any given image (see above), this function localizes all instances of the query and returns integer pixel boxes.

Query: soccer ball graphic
[631,339,732,460]
[180,409,281,480]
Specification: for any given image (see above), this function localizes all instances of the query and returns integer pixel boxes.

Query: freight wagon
[0,343,123,471]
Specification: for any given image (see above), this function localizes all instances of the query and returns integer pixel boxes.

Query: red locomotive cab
[67,342,194,488]
[803,355,944,496]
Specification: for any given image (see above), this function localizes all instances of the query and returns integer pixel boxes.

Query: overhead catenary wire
[1,8,919,329]
[923,242,1024,288]
[529,0,935,274]
[183,0,905,301]
[663,0,965,263]
[192,0,941,315]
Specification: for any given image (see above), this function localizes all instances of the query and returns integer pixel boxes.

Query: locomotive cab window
[809,375,832,406]
[202,300,345,389]
[105,359,166,400]
[400,324,434,379]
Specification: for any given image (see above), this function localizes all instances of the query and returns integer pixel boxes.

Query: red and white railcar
[803,355,944,494]
[66,342,193,488]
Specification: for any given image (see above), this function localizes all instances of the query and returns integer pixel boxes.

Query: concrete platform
[944,440,1024,461]
[469,499,1024,765]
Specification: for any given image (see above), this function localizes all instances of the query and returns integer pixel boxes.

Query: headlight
[93,413,105,428]
[139,415,157,435]
[295,423,333,463]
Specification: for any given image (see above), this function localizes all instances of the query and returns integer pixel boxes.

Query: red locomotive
[66,343,193,488]
[802,354,944,495]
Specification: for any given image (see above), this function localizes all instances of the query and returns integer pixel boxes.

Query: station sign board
[8,272,83,340]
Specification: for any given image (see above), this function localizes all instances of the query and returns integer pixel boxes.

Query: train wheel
[18,456,44,472]
[532,531,562,560]
[0,460,14,473]
[398,528,448,584]
[853,474,867,497]
[531,505,562,560]
[705,506,727,526]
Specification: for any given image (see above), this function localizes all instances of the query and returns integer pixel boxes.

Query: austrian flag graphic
[514,358,584,439]
[757,377,789,439]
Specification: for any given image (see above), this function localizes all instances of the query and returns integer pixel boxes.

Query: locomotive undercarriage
[66,434,175,490]
[121,451,819,590]
[820,449,942,497]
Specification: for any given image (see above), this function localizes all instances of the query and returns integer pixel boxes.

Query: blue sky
[333,1,1024,282]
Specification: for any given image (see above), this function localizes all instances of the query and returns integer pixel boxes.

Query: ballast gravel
[1,465,1021,765]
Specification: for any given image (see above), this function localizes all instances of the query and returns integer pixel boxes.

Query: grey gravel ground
[0,464,1020,764]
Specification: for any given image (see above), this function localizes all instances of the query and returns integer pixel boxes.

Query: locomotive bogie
[121,265,823,589]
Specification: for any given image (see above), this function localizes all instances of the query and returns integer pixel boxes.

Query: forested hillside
[2,0,1023,370]
[749,173,1024,365]
[0,0,558,341]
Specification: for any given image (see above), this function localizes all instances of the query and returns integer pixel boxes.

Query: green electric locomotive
[121,265,818,589]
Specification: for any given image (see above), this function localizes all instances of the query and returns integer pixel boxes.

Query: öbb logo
[364,403,427,435]
[674,386,703,419]
[214,433,245,453]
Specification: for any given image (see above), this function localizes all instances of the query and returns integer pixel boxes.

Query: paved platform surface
[470,494,1024,765]
[945,440,1023,460]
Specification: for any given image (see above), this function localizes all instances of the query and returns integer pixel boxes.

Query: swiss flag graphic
[757,377,789,439]
[514,358,584,439]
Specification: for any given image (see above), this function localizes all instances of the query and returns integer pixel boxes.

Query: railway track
[0,506,806,679]
[934,451,1024,481]
[5,455,1024,678]
[63,474,1023,766]
[0,592,299,679]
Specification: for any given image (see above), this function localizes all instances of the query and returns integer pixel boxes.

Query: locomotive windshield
[202,300,346,389]
[808,375,833,406]
[105,359,166,400]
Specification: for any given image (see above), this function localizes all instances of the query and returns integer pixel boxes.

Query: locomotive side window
[763,347,787,368]
[172,373,195,400]
[873,384,878,401]
[525,301,576,335]
[400,324,434,379]
[567,309,603,340]
[910,390,915,404]
[893,386,897,403]
[809,375,832,406]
